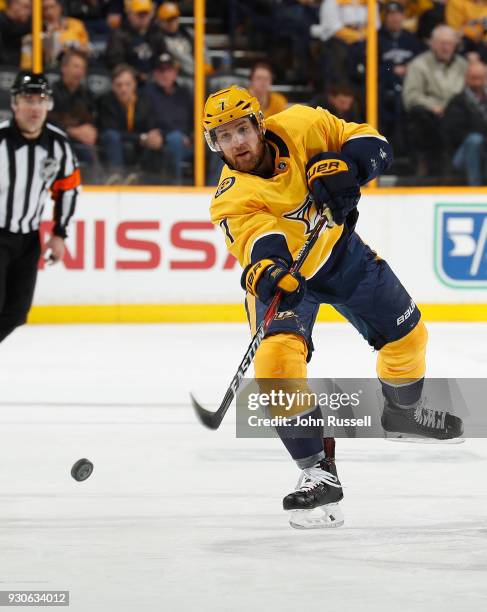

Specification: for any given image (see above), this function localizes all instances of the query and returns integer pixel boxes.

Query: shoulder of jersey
[210,167,264,224]
[212,168,258,204]
[266,103,326,131]
[265,104,335,144]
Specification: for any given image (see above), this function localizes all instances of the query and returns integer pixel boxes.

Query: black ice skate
[381,396,464,443]
[283,456,344,529]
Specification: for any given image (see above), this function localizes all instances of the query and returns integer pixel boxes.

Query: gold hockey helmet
[203,85,265,152]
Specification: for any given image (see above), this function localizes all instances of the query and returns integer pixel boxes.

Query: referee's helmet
[11,71,54,110]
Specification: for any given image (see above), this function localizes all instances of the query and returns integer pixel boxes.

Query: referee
[0,71,80,344]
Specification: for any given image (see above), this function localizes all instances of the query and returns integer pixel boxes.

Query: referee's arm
[50,151,81,239]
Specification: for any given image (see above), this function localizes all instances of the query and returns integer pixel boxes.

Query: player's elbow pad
[341,137,393,184]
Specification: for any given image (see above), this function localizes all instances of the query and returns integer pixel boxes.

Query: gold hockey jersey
[210,104,387,280]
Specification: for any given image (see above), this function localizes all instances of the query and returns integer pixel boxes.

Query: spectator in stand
[64,0,118,35]
[248,61,288,119]
[0,0,31,67]
[311,0,380,89]
[45,0,90,66]
[402,25,467,176]
[156,2,192,77]
[415,1,446,42]
[144,53,192,184]
[384,0,434,34]
[230,1,319,84]
[446,0,487,62]
[21,0,90,69]
[207,51,247,92]
[310,82,362,122]
[105,0,125,30]
[446,0,487,37]
[97,64,163,182]
[270,0,320,84]
[156,2,213,83]
[312,0,371,44]
[379,2,423,152]
[106,0,167,82]
[228,0,276,52]
[444,61,487,185]
[48,49,97,166]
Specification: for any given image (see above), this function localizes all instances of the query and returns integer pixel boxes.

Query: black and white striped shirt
[0,119,80,238]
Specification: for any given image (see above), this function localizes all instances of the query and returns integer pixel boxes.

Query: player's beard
[230,137,267,173]
[232,149,263,173]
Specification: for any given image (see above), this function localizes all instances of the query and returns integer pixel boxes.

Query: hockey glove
[242,259,306,310]
[306,152,361,226]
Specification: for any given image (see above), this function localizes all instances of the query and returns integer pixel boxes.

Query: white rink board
[34,191,487,305]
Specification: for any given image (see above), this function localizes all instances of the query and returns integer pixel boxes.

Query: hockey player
[203,86,462,529]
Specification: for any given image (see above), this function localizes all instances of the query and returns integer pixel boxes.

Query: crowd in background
[1,0,487,186]
[0,0,196,184]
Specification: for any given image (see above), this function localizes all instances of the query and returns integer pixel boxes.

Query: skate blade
[384,431,465,445]
[288,503,344,530]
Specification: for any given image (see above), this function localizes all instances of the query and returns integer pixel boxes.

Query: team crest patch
[283,194,320,235]
[274,310,296,320]
[40,157,60,183]
[215,176,235,198]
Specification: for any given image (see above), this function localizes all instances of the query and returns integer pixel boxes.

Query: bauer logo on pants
[435,204,487,288]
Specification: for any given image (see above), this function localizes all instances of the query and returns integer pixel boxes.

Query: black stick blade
[190,393,222,430]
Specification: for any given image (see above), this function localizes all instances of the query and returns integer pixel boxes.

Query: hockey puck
[71,458,94,482]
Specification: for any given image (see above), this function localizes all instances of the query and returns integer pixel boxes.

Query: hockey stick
[191,208,333,430]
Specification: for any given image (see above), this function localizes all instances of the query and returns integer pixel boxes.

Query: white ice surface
[0,323,486,612]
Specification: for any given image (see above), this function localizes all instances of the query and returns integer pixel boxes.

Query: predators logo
[274,310,296,320]
[215,176,236,199]
[40,157,60,183]
[283,194,320,235]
